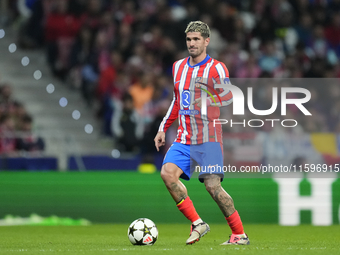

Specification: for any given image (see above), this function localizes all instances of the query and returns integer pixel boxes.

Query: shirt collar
[187,54,211,68]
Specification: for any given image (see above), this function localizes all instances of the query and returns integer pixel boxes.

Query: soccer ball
[127,218,158,245]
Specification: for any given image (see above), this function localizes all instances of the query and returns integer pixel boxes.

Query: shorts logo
[182,90,190,108]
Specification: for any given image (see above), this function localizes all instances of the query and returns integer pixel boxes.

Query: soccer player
[154,21,249,245]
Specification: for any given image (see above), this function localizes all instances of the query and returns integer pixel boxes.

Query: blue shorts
[163,142,224,183]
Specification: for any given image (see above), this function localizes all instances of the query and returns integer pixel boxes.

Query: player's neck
[189,53,207,66]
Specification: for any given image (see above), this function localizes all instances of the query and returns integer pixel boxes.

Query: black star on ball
[128,226,136,236]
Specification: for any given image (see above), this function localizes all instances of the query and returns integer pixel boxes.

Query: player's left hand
[192,98,212,107]
[192,98,202,107]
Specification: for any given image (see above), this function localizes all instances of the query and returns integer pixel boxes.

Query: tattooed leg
[161,163,188,203]
[204,174,236,217]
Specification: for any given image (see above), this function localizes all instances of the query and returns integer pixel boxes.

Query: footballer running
[154,21,250,245]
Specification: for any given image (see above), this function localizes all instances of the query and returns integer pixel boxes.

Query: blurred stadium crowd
[2,0,340,154]
[0,83,45,155]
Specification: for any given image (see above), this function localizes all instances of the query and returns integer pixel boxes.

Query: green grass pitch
[0,224,339,255]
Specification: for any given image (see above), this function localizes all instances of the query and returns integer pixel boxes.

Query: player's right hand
[154,131,165,152]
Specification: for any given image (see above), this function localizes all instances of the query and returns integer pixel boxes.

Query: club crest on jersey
[181,90,191,108]
[195,77,203,88]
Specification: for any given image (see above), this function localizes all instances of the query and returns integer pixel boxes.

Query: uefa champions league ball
[127,218,158,245]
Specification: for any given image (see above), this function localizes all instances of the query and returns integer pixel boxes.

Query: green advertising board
[0,172,339,225]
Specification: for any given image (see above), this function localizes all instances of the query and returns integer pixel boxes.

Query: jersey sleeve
[209,62,233,107]
[158,90,179,132]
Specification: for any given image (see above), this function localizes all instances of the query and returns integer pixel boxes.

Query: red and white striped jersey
[158,55,233,145]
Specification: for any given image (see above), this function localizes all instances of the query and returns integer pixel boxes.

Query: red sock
[176,197,200,223]
[226,210,244,235]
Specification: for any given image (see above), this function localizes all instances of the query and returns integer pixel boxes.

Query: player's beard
[188,45,204,58]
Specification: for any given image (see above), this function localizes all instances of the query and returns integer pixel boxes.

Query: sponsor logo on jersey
[181,90,191,108]
[179,109,199,115]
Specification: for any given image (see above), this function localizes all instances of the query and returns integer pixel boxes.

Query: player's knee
[160,168,169,182]
[204,178,220,195]
[205,183,217,195]
[160,165,176,183]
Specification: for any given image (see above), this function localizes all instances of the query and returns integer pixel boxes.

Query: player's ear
[205,37,210,47]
